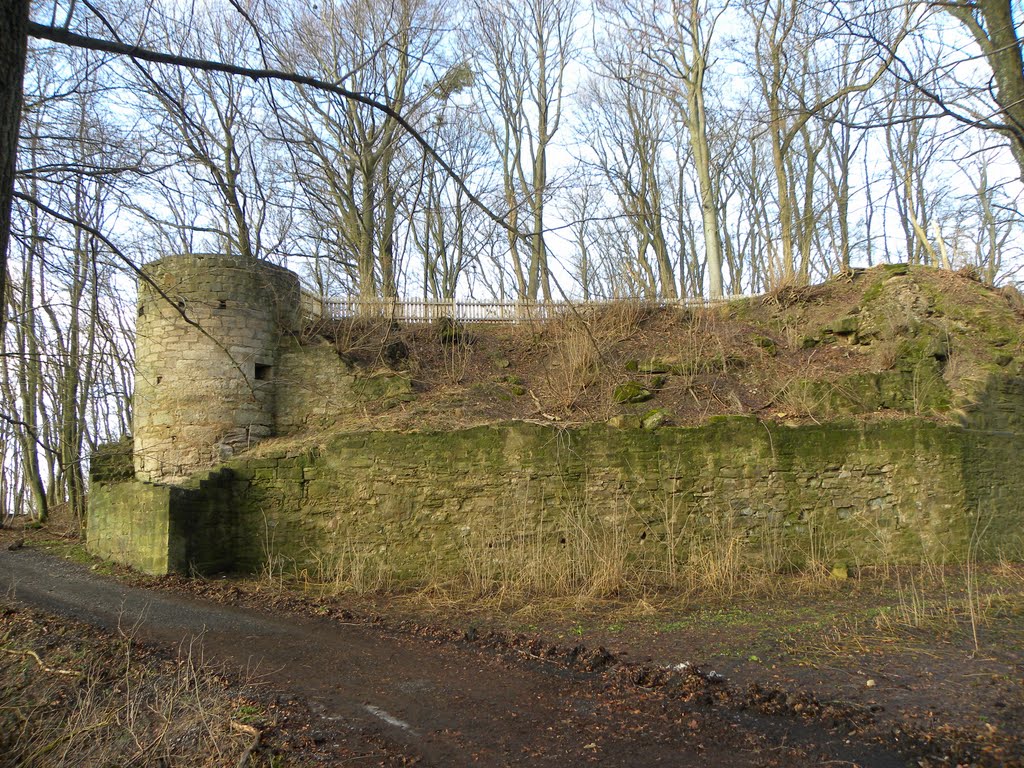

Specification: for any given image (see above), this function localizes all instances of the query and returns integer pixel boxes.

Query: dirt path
[1,549,912,766]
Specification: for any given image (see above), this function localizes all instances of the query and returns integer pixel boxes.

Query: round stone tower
[133,254,301,483]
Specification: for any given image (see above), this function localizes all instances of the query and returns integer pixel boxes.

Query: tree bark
[0,0,30,332]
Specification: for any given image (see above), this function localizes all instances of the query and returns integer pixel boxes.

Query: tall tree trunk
[686,46,722,298]
[0,0,29,331]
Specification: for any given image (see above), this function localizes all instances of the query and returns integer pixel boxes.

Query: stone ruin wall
[133,254,300,484]
[85,256,1024,576]
[87,414,1024,577]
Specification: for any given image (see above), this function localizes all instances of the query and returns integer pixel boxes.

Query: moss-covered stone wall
[89,414,1023,577]
[959,375,1024,557]
[88,440,247,576]
[223,419,981,578]
[87,480,174,575]
[274,338,415,434]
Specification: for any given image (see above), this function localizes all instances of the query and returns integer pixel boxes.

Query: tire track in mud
[1,549,907,766]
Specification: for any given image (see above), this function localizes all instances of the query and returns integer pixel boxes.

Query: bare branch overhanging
[26,20,527,243]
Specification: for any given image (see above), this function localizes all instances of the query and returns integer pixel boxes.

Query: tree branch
[26,21,520,239]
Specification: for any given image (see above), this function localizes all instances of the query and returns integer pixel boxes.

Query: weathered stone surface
[823,316,859,336]
[637,359,672,374]
[613,382,653,404]
[89,405,1024,577]
[87,481,172,574]
[90,438,133,484]
[642,408,672,430]
[88,261,1024,580]
[752,335,778,356]
[133,255,300,483]
[607,415,642,429]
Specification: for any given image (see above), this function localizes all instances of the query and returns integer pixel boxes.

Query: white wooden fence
[300,291,744,324]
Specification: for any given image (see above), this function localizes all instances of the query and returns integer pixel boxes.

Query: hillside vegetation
[298,265,1024,433]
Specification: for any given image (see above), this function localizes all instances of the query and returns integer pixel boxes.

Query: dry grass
[256,498,1024,656]
[299,542,396,597]
[0,604,261,768]
[540,301,649,411]
[259,493,857,611]
[451,503,634,603]
[289,265,1024,434]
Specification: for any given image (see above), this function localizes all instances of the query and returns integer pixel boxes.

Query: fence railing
[300,291,745,324]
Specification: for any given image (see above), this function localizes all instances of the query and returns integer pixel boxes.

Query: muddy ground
[1,532,1022,767]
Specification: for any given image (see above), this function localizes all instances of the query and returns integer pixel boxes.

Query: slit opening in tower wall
[254,363,273,381]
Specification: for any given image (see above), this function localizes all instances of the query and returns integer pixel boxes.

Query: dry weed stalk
[0,613,256,767]
[444,497,638,604]
[544,301,647,411]
[306,540,395,596]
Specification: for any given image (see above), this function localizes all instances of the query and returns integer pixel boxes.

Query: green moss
[352,373,414,404]
[882,263,910,276]
[90,438,134,485]
[752,335,778,356]
[435,317,467,344]
[642,408,672,430]
[637,358,672,374]
[613,381,654,404]
[89,405,1020,581]
[822,315,859,336]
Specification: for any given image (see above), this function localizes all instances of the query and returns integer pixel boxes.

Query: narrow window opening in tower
[254,364,273,381]
[218,299,227,309]
[156,376,162,385]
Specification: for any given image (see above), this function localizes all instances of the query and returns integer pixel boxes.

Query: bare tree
[409,100,494,300]
[2,35,136,522]
[943,0,1024,183]
[0,0,30,331]
[743,0,908,285]
[577,69,679,299]
[880,70,951,266]
[269,0,446,298]
[599,0,727,298]
[467,0,578,301]
[122,3,276,262]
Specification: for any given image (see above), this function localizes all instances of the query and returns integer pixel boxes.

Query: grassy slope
[286,265,1024,437]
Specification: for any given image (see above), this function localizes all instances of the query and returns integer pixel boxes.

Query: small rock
[613,382,653,404]
[824,316,860,336]
[637,358,671,374]
[865,679,876,688]
[642,408,672,430]
[606,415,642,429]
[753,335,778,356]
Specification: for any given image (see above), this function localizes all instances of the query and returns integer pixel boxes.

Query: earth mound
[295,265,1024,433]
